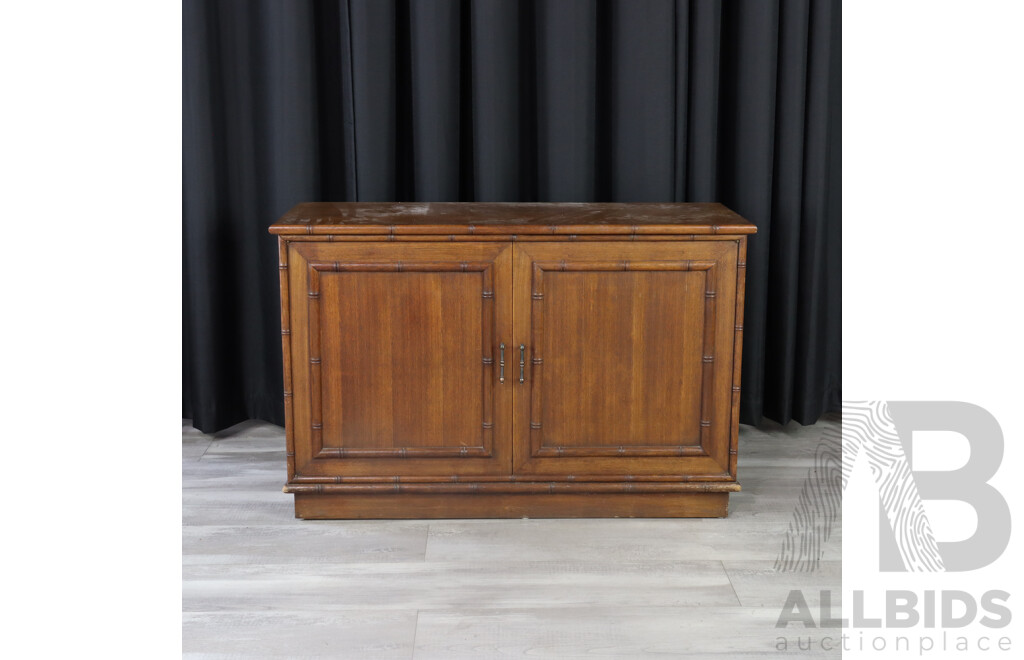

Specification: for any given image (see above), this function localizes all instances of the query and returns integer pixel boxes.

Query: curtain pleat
[470,0,522,201]
[348,0,397,200]
[683,0,722,201]
[536,0,597,201]
[183,0,841,432]
[409,0,462,200]
[765,0,810,421]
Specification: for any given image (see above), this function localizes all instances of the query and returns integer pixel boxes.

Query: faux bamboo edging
[286,473,735,483]
[729,238,748,478]
[284,481,742,495]
[270,224,757,236]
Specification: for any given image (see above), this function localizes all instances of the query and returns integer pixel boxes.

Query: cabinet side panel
[708,244,738,471]
[729,237,748,477]
[288,244,313,474]
[278,238,295,479]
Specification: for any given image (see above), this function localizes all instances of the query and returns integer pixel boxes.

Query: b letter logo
[846,401,1011,572]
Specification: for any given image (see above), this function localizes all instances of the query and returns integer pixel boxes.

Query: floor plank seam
[410,610,421,660]
[721,560,744,607]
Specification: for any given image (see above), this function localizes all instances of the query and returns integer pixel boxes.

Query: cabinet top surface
[270,202,756,236]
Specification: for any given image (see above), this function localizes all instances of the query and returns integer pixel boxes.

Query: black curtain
[184,0,841,433]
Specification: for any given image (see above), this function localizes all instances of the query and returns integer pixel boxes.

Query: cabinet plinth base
[293,490,732,519]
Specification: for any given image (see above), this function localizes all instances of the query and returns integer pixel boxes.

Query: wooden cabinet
[271,203,755,519]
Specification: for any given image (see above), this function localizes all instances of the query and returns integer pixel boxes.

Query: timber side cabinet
[270,202,756,519]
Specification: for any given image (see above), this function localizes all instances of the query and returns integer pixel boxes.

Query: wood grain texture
[294,492,730,519]
[269,202,757,235]
[183,523,429,565]
[511,241,738,480]
[730,236,749,477]
[287,242,513,479]
[183,559,739,611]
[723,560,842,608]
[412,607,837,659]
[272,204,754,518]
[318,266,486,455]
[534,265,704,450]
[277,238,296,478]
[183,611,417,659]
[182,419,841,658]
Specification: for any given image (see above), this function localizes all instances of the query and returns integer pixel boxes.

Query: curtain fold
[183,0,841,433]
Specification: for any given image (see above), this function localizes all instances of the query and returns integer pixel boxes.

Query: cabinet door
[286,242,513,478]
[512,241,739,478]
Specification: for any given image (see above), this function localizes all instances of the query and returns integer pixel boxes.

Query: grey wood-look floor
[183,416,841,659]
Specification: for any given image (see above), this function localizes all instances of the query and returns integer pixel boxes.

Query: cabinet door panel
[512,242,739,477]
[288,242,512,478]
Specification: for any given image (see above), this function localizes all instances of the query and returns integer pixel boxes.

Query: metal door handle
[499,343,505,384]
[519,344,526,384]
